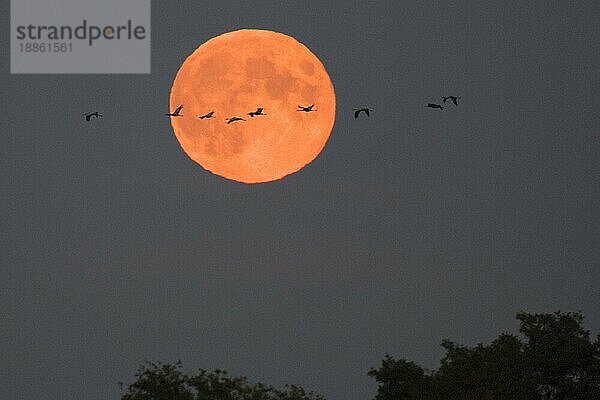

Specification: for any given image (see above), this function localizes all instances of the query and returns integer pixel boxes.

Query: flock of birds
[83,96,460,122]
[162,104,324,124]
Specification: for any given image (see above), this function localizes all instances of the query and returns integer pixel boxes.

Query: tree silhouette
[120,311,599,400]
[120,361,192,400]
[120,361,325,400]
[368,356,432,400]
[518,311,600,399]
[369,311,600,400]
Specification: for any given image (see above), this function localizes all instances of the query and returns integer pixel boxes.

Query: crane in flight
[353,107,372,118]
[83,112,103,121]
[248,107,266,117]
[226,116,246,124]
[442,96,460,106]
[199,111,215,119]
[297,104,316,112]
[165,105,183,117]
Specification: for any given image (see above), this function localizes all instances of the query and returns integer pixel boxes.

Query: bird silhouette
[297,104,316,112]
[248,107,266,117]
[425,103,444,110]
[442,96,460,106]
[83,112,103,121]
[199,111,215,119]
[226,117,246,124]
[165,105,183,117]
[353,107,372,118]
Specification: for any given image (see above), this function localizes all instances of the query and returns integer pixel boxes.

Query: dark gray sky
[1,1,599,399]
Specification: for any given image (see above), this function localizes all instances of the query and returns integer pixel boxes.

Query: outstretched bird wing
[354,109,360,118]
[174,105,183,115]
[452,97,458,105]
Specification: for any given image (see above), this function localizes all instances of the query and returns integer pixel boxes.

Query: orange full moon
[169,29,336,183]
